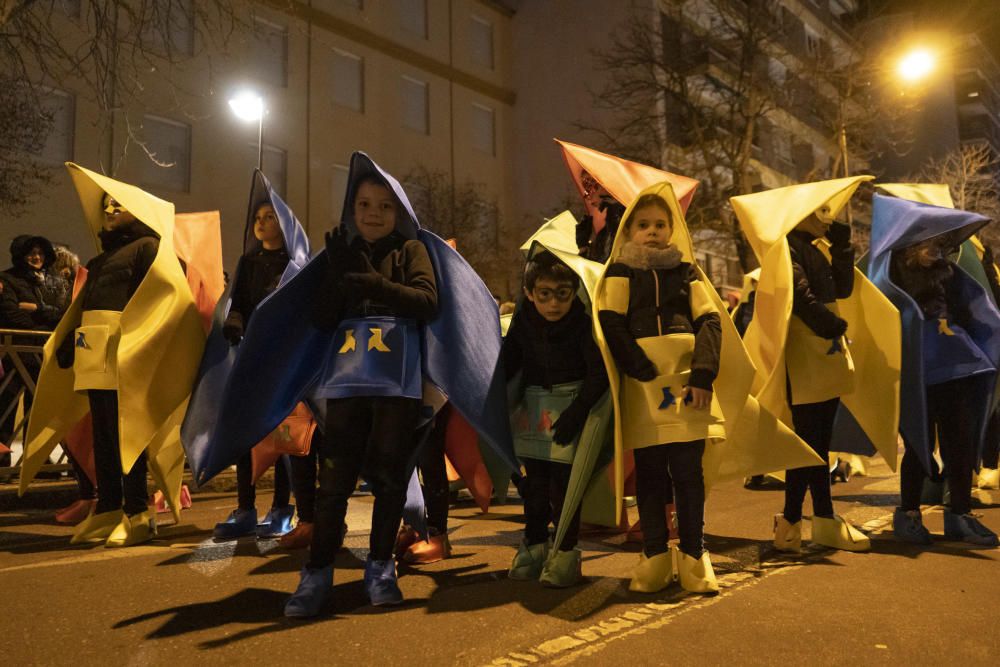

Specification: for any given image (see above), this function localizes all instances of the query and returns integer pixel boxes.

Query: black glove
[222,313,244,345]
[552,401,589,445]
[600,198,626,228]
[55,332,75,369]
[827,316,849,340]
[325,225,358,272]
[342,254,385,299]
[983,245,995,270]
[826,221,852,247]
[576,215,594,250]
[625,358,657,382]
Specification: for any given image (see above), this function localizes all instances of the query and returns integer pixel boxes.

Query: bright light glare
[228,91,264,122]
[897,49,936,83]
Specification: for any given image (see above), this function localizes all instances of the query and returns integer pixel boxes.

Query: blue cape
[181,170,312,481]
[869,194,1000,473]
[189,152,516,485]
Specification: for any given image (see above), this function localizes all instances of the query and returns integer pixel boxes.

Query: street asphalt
[1,455,997,666]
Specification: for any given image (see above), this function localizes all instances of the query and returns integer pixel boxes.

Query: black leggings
[983,406,1000,470]
[309,396,421,568]
[289,430,321,523]
[521,457,581,551]
[90,390,147,516]
[783,398,838,524]
[418,407,450,535]
[634,440,705,558]
[236,450,290,511]
[900,378,977,515]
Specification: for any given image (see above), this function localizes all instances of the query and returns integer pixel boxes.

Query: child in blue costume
[285,173,438,616]
[503,251,608,587]
[213,200,296,539]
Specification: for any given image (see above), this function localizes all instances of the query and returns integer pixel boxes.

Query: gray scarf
[617,241,683,270]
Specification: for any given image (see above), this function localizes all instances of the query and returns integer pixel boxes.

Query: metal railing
[0,328,71,481]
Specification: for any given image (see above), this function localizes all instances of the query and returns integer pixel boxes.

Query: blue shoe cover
[943,510,999,547]
[364,557,403,606]
[213,508,258,540]
[257,504,296,538]
[892,508,932,545]
[284,566,333,618]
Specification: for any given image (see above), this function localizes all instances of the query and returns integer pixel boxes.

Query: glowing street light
[228,91,265,170]
[897,48,937,84]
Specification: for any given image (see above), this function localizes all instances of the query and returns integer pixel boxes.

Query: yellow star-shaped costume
[18,164,206,521]
[731,177,901,470]
[594,182,824,524]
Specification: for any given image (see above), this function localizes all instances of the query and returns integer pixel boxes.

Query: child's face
[253,204,283,247]
[102,194,137,230]
[354,181,397,243]
[905,237,948,268]
[525,277,575,322]
[24,246,45,270]
[626,204,673,249]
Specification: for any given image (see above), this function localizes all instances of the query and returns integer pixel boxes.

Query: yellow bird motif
[368,327,391,352]
[339,329,357,354]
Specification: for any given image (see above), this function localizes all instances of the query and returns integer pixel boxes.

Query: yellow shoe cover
[628,551,672,593]
[673,546,719,595]
[810,515,870,552]
[70,509,124,545]
[773,514,802,553]
[105,511,157,548]
[978,468,1000,490]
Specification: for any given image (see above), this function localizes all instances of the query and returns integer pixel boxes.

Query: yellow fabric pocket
[620,334,724,449]
[73,310,122,392]
[785,309,855,405]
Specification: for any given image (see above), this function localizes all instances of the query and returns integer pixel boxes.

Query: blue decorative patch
[659,387,676,410]
[827,338,842,355]
[75,332,87,348]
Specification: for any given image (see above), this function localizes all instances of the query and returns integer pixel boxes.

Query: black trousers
[900,378,977,515]
[89,390,147,516]
[289,429,321,523]
[522,457,581,551]
[983,406,1000,470]
[236,450,291,511]
[418,407,450,535]
[634,440,705,558]
[783,398,838,524]
[309,396,421,568]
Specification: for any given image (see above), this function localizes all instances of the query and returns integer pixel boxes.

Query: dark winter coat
[0,235,68,330]
[788,224,854,340]
[599,259,721,391]
[79,222,160,313]
[502,298,609,416]
[313,230,438,330]
[227,247,289,330]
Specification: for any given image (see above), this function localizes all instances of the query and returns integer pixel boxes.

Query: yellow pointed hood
[19,164,205,517]
[521,211,606,301]
[593,182,824,521]
[877,183,954,208]
[731,177,901,470]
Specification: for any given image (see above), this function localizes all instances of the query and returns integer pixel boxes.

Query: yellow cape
[593,182,824,522]
[731,176,902,470]
[19,164,206,520]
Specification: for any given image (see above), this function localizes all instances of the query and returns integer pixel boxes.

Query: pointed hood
[339,151,420,240]
[245,169,312,274]
[870,194,989,264]
[556,139,698,234]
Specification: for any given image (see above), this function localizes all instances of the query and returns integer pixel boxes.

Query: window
[141,115,191,192]
[143,0,195,56]
[36,90,75,165]
[469,15,494,70]
[261,145,288,198]
[804,26,822,59]
[398,0,428,39]
[251,17,288,87]
[400,76,429,134]
[331,49,364,112]
[470,103,495,156]
[332,164,350,221]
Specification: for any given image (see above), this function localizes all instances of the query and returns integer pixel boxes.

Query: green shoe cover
[539,548,582,588]
[508,540,549,580]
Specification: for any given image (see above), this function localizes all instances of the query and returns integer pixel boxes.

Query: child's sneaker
[213,508,258,540]
[257,504,295,538]
[892,508,932,545]
[943,510,999,547]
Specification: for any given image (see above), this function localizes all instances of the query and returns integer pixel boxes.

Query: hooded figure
[868,191,1000,546]
[197,152,515,616]
[594,182,823,594]
[556,140,698,264]
[18,163,205,546]
[0,235,67,330]
[181,170,312,542]
[731,176,901,554]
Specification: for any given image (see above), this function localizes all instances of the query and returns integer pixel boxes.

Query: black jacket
[598,261,721,391]
[314,231,438,330]
[79,223,159,313]
[228,247,289,329]
[576,199,626,264]
[788,224,854,340]
[502,298,609,416]
[0,235,68,330]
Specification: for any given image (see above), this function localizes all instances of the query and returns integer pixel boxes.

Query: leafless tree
[0,0,245,214]
[912,142,1000,244]
[403,165,518,296]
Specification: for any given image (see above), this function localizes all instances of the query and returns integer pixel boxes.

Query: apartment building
[19,0,517,292]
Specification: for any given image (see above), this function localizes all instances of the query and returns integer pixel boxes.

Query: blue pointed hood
[869,193,1000,474]
[181,169,312,482]
[187,152,516,484]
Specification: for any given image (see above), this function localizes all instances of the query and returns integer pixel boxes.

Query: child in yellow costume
[18,164,204,547]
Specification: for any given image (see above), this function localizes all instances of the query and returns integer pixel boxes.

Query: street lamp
[897,48,937,84]
[228,91,265,170]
